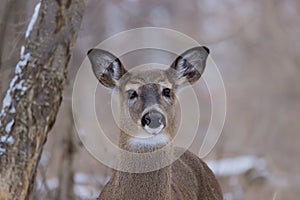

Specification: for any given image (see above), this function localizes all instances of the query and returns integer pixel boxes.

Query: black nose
[141,111,166,129]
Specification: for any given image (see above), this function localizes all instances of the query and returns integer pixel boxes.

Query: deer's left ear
[167,46,209,88]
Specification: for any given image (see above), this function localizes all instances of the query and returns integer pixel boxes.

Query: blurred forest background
[0,0,299,199]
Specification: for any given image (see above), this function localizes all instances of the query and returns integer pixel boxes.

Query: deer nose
[141,111,166,129]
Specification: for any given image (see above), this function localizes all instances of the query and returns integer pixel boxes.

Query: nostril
[141,111,166,129]
[141,114,151,127]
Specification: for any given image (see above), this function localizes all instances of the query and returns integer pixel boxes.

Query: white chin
[128,134,170,148]
[144,124,164,135]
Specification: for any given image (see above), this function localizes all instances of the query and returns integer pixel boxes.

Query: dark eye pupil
[162,88,171,97]
[128,90,138,100]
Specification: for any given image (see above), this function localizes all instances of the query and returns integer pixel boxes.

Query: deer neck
[115,131,174,199]
[115,166,172,199]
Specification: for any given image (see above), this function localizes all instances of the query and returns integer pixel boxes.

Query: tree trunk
[0,0,84,199]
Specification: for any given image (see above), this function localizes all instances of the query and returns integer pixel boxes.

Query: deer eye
[162,88,172,98]
[127,90,138,100]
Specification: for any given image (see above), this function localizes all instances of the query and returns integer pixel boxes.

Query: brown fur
[88,47,223,200]
[98,149,222,200]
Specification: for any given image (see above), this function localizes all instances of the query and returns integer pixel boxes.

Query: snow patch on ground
[73,185,99,199]
[35,178,59,191]
[35,173,109,199]
[74,172,110,185]
[207,155,267,177]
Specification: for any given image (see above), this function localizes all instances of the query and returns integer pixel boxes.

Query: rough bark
[0,0,84,199]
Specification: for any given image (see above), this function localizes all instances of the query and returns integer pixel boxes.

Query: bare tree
[0,0,84,199]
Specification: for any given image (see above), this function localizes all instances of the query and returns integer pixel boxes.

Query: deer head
[87,47,209,152]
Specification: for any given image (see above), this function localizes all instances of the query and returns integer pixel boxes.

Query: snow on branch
[25,2,41,38]
[0,2,41,121]
[0,2,41,154]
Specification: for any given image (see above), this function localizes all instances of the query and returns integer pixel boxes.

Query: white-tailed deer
[87,47,223,200]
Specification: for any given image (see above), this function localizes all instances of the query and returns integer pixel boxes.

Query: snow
[16,46,31,74]
[1,91,12,115]
[206,155,267,177]
[0,135,14,145]
[0,44,30,116]
[35,173,108,198]
[40,152,50,166]
[0,2,37,117]
[9,106,16,113]
[0,2,40,154]
[0,74,29,117]
[5,119,14,133]
[25,2,41,38]
[0,76,16,116]
[20,45,25,56]
[73,185,99,199]
[0,42,30,116]
[19,46,30,67]
[35,178,59,191]
[74,172,109,185]
[16,53,31,74]
[14,80,28,95]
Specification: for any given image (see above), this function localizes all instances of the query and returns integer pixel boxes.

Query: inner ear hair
[87,48,127,88]
[169,46,210,87]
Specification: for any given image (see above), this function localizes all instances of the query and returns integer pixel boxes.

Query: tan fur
[98,149,222,200]
[98,70,223,200]
[88,47,223,200]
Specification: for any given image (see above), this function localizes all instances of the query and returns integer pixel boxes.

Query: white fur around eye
[125,84,140,92]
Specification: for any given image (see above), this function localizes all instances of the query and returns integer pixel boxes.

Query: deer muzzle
[141,110,166,135]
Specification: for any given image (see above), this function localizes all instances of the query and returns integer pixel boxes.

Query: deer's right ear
[87,49,127,88]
